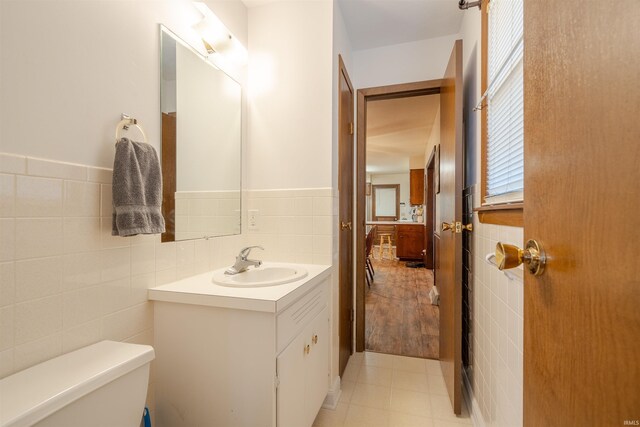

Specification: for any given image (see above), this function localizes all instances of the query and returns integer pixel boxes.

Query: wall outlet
[248,209,259,230]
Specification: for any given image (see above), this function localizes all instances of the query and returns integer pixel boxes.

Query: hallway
[365,258,439,359]
[313,351,471,427]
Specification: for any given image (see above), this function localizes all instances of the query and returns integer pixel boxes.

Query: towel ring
[115,117,148,145]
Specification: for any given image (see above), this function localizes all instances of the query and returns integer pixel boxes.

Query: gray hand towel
[112,137,166,236]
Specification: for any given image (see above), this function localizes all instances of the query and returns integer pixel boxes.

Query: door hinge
[349,122,354,135]
[350,308,354,322]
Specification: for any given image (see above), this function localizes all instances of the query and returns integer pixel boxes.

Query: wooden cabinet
[410,169,425,205]
[396,224,425,260]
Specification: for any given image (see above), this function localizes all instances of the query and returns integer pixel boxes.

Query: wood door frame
[355,80,442,352]
[371,184,400,220]
[423,147,436,269]
[338,54,354,377]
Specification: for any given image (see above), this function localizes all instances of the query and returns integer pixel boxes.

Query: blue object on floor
[143,407,151,427]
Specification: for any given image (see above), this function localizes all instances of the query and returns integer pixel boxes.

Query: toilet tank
[0,340,154,427]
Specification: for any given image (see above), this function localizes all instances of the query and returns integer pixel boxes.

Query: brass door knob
[341,221,352,231]
[441,222,454,232]
[495,239,546,276]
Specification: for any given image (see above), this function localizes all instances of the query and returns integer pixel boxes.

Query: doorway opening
[355,80,443,359]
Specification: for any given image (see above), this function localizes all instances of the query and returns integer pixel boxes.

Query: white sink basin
[212,265,308,287]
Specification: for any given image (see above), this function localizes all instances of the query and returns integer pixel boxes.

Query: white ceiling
[366,94,439,174]
[337,0,463,50]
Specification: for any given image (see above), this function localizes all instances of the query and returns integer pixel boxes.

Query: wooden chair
[365,226,376,288]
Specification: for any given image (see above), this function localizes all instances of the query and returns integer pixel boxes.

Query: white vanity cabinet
[277,306,329,427]
[149,264,331,427]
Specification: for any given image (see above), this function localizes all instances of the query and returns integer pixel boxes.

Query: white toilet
[0,340,154,427]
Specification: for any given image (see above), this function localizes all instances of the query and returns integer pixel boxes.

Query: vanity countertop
[148,263,331,313]
[366,221,424,226]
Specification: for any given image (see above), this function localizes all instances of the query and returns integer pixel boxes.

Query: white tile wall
[0,152,337,416]
[0,152,245,415]
[244,188,336,265]
[174,191,241,240]
[466,198,524,427]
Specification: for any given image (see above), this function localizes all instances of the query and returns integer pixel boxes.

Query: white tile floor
[313,352,472,427]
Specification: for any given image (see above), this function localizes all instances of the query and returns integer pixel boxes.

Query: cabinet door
[305,307,330,426]
[397,226,426,259]
[410,168,425,205]
[407,226,425,259]
[277,331,307,427]
[396,231,408,258]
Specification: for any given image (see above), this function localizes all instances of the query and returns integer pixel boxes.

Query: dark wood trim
[338,55,353,93]
[355,78,445,352]
[161,112,176,243]
[475,202,524,226]
[356,89,366,352]
[359,80,442,99]
[424,147,436,269]
[477,208,523,227]
[337,54,355,377]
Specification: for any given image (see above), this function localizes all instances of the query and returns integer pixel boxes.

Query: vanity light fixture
[193,2,248,65]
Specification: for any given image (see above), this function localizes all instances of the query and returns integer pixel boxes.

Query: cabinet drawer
[277,280,328,353]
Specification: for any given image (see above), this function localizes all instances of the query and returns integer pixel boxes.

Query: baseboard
[321,376,342,410]
[462,368,486,427]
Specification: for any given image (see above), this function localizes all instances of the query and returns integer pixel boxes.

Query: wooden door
[436,39,463,415]
[522,2,640,425]
[338,55,354,377]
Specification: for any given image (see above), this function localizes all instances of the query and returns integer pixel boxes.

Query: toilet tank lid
[0,340,154,427]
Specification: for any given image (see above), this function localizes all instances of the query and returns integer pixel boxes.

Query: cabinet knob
[312,334,318,344]
[304,344,310,355]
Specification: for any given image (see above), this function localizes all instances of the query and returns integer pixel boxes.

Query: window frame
[477,0,524,227]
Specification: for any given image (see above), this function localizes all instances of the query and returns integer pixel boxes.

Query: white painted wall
[352,34,461,89]
[332,0,353,190]
[0,0,246,169]
[246,0,333,190]
[0,2,249,422]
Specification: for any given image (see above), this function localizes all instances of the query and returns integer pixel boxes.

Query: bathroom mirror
[160,26,241,242]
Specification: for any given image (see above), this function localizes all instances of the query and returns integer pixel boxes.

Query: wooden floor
[365,256,439,359]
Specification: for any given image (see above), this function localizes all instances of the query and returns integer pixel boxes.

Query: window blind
[485,0,524,204]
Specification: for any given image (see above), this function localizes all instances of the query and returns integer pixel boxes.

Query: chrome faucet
[225,246,264,275]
